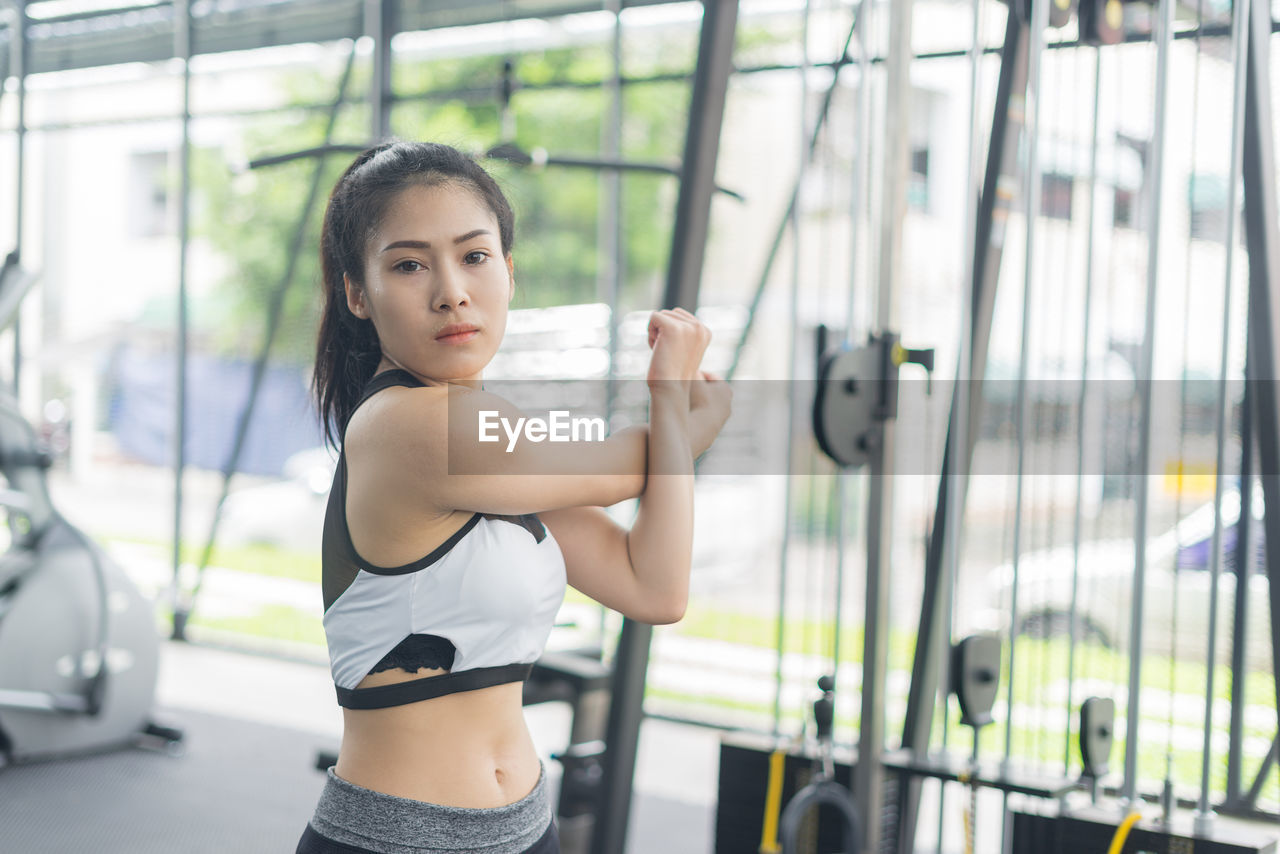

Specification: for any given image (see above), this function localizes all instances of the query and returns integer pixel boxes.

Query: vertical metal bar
[848,0,872,345]
[600,0,624,648]
[839,4,871,815]
[936,0,984,847]
[1225,376,1253,806]
[1004,0,1050,774]
[1194,0,1250,832]
[859,0,911,850]
[590,4,737,852]
[831,475,847,692]
[1239,0,1280,766]
[366,0,394,141]
[169,0,194,640]
[725,12,862,382]
[1122,0,1175,806]
[601,0,622,429]
[771,0,811,738]
[895,15,1028,854]
[180,44,358,623]
[11,0,26,395]
[1065,45,1104,776]
[860,419,894,854]
[659,0,737,312]
[876,0,911,317]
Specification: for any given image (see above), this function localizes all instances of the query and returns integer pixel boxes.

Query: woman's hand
[647,307,712,387]
[689,371,731,458]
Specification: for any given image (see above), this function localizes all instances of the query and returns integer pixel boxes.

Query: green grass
[188,604,326,647]
[107,534,320,584]
[136,537,1280,805]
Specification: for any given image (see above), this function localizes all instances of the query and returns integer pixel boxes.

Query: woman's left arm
[541,375,731,623]
[543,309,730,624]
[541,505,682,624]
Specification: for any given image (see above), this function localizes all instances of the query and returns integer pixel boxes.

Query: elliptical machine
[0,251,177,763]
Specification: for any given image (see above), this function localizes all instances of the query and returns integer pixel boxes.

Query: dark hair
[313,140,516,448]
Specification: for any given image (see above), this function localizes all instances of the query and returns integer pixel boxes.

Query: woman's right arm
[351,319,728,518]
[352,385,649,516]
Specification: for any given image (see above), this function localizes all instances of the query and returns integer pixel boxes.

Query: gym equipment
[950,635,1000,731]
[522,650,613,854]
[1009,808,1278,854]
[777,676,861,854]
[813,331,934,470]
[1078,696,1114,801]
[951,635,999,854]
[0,252,179,763]
[715,732,855,854]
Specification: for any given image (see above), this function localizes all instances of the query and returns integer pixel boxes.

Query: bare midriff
[337,406,542,809]
[333,674,540,808]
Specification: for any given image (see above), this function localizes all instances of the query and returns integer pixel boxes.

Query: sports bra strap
[353,369,424,412]
[335,663,535,710]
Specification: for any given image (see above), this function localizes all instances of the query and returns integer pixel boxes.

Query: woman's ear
[506,255,516,302]
[344,274,369,319]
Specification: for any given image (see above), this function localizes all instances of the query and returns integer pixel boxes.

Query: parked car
[966,483,1271,672]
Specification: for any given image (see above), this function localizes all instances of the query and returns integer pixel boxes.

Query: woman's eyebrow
[380,229,494,254]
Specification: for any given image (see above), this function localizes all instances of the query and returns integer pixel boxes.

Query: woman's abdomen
[333,682,541,808]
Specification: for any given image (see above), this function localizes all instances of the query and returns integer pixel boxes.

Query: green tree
[192,22,780,362]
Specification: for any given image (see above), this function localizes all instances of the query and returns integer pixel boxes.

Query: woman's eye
[394,259,424,273]
[464,251,488,265]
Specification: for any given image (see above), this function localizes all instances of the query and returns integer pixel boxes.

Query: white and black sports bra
[321,370,566,710]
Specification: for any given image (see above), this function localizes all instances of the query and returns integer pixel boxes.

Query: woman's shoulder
[343,381,449,461]
[345,381,524,465]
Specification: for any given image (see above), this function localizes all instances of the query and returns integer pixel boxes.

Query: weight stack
[1011,808,1278,854]
[716,733,856,854]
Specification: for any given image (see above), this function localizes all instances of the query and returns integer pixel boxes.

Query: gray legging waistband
[309,763,552,854]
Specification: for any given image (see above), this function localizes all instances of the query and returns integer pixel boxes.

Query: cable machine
[711,0,1280,849]
[889,0,1280,850]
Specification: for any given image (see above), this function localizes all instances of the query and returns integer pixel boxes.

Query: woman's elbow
[646,591,688,625]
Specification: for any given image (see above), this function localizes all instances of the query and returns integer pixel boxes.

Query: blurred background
[0,0,1276,852]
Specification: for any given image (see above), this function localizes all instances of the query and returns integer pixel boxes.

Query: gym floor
[0,639,719,854]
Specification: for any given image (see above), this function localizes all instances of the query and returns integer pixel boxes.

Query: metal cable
[1194,0,1251,829]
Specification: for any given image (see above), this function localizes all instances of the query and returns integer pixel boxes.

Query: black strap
[354,369,423,410]
[335,663,534,709]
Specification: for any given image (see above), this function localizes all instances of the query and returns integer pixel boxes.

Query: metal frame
[591,3,738,851]
[1195,0,1250,831]
[16,23,1280,136]
[0,0,678,77]
[856,1,912,850]
[9,0,26,395]
[894,12,1028,853]
[366,0,395,141]
[177,43,359,633]
[1239,0,1280,813]
[170,0,193,640]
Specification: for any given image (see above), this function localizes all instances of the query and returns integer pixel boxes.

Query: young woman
[296,140,731,854]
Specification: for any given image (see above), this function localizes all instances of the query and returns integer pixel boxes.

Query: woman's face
[346,181,513,386]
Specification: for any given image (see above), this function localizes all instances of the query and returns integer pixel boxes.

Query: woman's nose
[433,268,469,311]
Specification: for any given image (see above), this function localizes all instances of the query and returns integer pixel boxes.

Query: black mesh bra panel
[480,513,547,543]
[368,633,456,674]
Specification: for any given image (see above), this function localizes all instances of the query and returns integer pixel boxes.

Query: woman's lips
[436,329,478,344]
